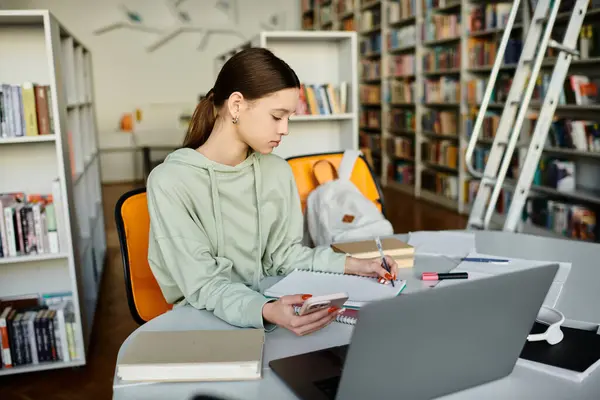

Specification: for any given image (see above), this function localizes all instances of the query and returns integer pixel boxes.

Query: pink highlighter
[422,272,469,281]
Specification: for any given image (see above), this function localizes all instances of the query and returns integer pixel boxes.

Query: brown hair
[183,47,301,149]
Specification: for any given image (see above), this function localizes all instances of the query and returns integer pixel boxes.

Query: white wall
[5,0,300,182]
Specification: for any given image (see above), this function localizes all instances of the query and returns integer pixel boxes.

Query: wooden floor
[0,183,467,399]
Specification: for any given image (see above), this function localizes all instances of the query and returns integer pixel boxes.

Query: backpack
[305,150,394,247]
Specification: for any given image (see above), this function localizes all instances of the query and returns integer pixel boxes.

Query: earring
[232,116,239,124]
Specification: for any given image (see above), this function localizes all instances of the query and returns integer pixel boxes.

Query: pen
[422,272,468,281]
[375,236,394,287]
[461,257,509,263]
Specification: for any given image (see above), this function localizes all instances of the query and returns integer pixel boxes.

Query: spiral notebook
[292,306,360,325]
[264,269,407,320]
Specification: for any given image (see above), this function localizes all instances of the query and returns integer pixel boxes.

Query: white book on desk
[117,329,265,382]
[264,269,406,309]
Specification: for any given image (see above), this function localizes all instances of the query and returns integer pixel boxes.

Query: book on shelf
[360,83,381,105]
[336,0,354,16]
[421,169,459,201]
[389,54,416,78]
[360,33,382,55]
[360,108,381,129]
[390,160,415,186]
[422,140,459,169]
[295,82,348,116]
[341,17,355,31]
[423,12,461,42]
[359,131,382,153]
[388,136,414,162]
[0,179,66,259]
[543,119,600,153]
[467,2,514,32]
[387,25,416,50]
[0,83,54,139]
[423,77,460,103]
[553,23,600,60]
[360,5,381,31]
[422,110,458,136]
[388,0,416,22]
[524,196,598,242]
[0,291,82,369]
[361,58,381,81]
[319,2,333,26]
[465,179,512,215]
[467,37,522,67]
[301,0,314,13]
[387,79,415,104]
[389,109,416,132]
[423,45,461,72]
[423,0,461,9]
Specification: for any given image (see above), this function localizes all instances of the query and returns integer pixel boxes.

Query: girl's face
[232,88,300,154]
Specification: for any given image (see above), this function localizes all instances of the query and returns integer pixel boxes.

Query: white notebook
[264,269,407,309]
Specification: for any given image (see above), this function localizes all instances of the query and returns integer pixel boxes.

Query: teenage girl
[146,48,398,336]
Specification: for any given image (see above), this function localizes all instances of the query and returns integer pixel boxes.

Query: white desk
[112,231,600,399]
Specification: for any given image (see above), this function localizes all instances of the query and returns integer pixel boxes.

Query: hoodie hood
[162,148,264,287]
[163,147,260,172]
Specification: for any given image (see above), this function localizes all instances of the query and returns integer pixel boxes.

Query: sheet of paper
[264,269,406,308]
[407,231,476,257]
[436,252,572,308]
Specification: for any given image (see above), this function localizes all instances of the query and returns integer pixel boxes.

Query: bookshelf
[0,10,105,374]
[302,0,600,243]
[214,30,359,160]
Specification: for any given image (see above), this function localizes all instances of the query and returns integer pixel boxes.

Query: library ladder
[465,0,590,232]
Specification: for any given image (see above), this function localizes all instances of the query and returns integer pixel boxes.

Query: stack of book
[331,237,415,268]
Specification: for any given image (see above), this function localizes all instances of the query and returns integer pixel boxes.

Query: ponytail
[183,89,217,149]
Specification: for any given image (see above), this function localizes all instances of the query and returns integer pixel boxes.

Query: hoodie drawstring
[207,155,263,289]
[208,166,225,258]
[253,159,263,288]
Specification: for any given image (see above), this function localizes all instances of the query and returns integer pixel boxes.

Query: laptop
[269,263,559,400]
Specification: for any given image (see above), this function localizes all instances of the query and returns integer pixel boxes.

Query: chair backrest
[115,187,172,324]
[286,151,385,215]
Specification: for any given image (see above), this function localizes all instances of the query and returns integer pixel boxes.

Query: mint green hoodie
[146,148,347,329]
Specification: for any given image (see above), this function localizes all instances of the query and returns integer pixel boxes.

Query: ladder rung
[468,222,485,230]
[548,40,579,56]
[510,101,520,105]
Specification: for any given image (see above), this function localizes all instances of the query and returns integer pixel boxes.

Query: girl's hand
[262,294,345,336]
[344,255,399,284]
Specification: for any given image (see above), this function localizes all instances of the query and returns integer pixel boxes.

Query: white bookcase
[304,0,600,243]
[0,10,106,374]
[214,30,359,160]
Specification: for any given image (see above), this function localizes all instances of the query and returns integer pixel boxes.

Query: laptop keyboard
[314,376,341,399]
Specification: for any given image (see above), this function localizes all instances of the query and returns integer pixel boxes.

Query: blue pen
[461,257,509,263]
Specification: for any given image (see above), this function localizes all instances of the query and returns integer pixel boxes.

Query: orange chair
[115,187,172,325]
[286,151,386,216]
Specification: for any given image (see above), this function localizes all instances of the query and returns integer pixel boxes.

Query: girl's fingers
[371,260,393,283]
[297,307,344,335]
[385,256,399,280]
